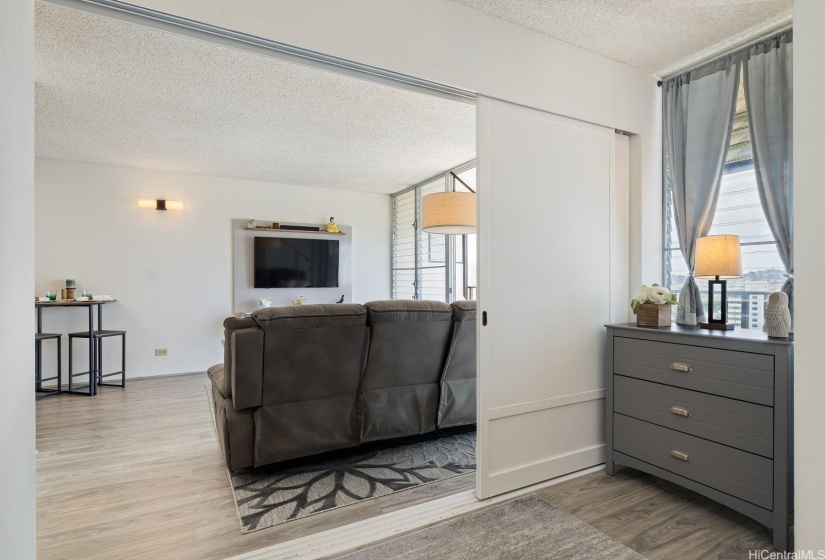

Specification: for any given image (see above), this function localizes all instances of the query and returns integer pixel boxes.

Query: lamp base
[699,321,735,331]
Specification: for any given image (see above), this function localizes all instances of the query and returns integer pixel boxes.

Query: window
[664,74,786,329]
[391,162,476,302]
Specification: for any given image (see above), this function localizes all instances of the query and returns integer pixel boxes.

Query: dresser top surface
[606,323,794,346]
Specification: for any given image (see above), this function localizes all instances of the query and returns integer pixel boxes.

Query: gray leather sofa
[208,300,477,471]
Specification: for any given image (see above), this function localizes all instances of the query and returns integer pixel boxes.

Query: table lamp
[695,235,742,331]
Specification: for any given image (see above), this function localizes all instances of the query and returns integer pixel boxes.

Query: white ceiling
[450,0,792,76]
[34,2,476,194]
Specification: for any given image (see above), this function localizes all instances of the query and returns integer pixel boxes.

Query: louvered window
[391,163,476,302]
[664,72,786,329]
[391,188,417,300]
[417,177,448,300]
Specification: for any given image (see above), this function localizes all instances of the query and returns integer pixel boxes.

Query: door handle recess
[670,362,692,372]
[670,406,691,417]
[670,450,691,462]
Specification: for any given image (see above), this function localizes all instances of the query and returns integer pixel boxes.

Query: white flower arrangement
[292,295,308,306]
[257,297,271,308]
[631,284,677,314]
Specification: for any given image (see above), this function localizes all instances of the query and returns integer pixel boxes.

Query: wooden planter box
[636,303,672,328]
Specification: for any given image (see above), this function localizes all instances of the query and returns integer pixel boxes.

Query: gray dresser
[605,324,793,551]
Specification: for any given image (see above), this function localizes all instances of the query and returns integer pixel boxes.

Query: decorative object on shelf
[292,295,308,306]
[45,290,57,301]
[61,288,75,300]
[764,291,792,338]
[66,279,76,289]
[422,171,476,234]
[247,219,256,228]
[326,217,339,233]
[335,295,345,304]
[695,235,742,331]
[631,284,677,328]
[257,297,271,309]
[138,198,183,211]
[253,222,280,230]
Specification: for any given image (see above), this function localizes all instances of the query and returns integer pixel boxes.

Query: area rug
[205,385,476,533]
[337,495,644,560]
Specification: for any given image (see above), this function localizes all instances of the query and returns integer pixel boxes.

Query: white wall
[0,0,36,558]
[129,0,664,289]
[792,0,825,550]
[35,158,391,379]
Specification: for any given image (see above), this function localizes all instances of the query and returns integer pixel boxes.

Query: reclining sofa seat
[209,304,369,471]
[361,300,453,442]
[209,300,477,472]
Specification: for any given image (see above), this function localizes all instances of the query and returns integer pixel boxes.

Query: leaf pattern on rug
[230,433,476,532]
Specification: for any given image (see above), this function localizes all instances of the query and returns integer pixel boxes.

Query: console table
[605,323,793,551]
[36,300,117,396]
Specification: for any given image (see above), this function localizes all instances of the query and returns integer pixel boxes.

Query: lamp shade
[695,235,742,279]
[421,192,476,234]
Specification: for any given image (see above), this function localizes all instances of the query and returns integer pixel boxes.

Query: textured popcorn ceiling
[35,3,475,194]
[450,0,792,76]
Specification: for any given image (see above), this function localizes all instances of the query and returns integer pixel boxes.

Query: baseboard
[128,370,206,381]
[225,464,605,560]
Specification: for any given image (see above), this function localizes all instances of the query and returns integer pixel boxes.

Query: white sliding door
[476,96,629,498]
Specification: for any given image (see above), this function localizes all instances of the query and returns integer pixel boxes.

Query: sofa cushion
[252,303,366,329]
[364,300,452,324]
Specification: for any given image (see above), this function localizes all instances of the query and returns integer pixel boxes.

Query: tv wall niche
[232,219,353,313]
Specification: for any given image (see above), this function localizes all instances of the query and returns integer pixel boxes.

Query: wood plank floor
[35,373,475,560]
[537,469,774,559]
[37,373,773,559]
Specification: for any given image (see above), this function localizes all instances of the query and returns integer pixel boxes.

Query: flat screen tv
[254,237,339,288]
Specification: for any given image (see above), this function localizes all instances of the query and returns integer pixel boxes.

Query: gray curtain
[663,59,741,325]
[743,31,793,329]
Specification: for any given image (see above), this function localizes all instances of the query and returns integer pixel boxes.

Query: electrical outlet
[155,348,168,357]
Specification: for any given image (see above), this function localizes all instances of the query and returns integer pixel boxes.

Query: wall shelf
[243,227,346,235]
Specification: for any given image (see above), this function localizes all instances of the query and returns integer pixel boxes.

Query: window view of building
[664,75,786,329]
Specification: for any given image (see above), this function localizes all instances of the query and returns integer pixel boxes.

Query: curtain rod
[657,23,792,87]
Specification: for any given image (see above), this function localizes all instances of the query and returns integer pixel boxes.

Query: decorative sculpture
[292,295,308,306]
[764,291,791,338]
[326,217,339,233]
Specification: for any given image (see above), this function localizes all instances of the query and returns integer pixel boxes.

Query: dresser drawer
[614,337,774,405]
[614,414,773,510]
[614,375,774,457]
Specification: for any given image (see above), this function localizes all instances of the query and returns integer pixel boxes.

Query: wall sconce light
[138,198,183,211]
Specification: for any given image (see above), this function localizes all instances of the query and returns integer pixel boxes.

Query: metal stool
[68,330,126,395]
[35,332,62,400]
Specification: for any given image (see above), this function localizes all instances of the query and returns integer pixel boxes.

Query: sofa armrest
[228,327,264,410]
[207,363,228,399]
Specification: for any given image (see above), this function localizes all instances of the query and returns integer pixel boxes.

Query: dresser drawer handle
[670,362,692,372]
[670,450,691,462]
[670,406,691,417]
